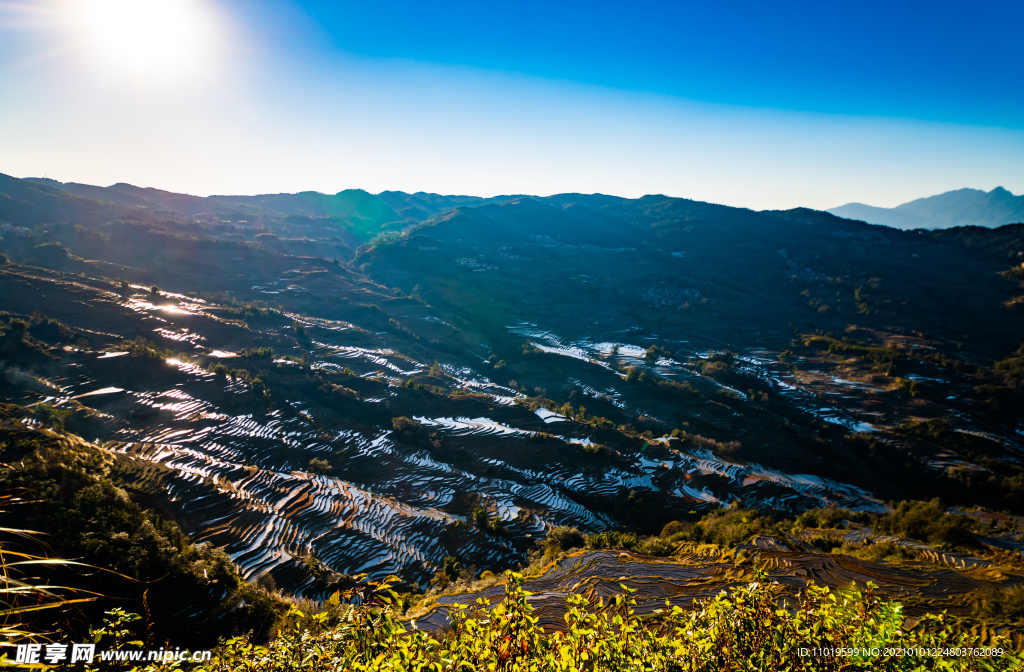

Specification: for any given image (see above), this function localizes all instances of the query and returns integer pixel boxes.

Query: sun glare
[79,0,207,73]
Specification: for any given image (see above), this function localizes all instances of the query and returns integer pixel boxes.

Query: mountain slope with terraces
[1,173,1023,612]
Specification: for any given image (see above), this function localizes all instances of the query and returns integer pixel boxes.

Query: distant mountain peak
[829,186,1023,230]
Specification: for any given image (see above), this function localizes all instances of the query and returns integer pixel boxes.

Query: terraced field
[0,265,906,596]
[2,183,1023,612]
[416,537,1023,644]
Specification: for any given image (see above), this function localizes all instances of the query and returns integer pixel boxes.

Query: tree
[308,457,332,474]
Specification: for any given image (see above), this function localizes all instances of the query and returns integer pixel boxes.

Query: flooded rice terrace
[507,322,886,434]
[414,541,994,633]
[0,270,903,596]
[29,336,885,594]
[18,263,1018,599]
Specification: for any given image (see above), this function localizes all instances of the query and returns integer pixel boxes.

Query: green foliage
[698,352,737,379]
[545,526,585,557]
[671,430,742,457]
[676,507,779,547]
[391,416,430,447]
[490,516,505,534]
[30,402,70,431]
[91,607,144,651]
[178,573,1022,671]
[31,241,70,262]
[27,316,78,344]
[794,506,867,530]
[366,230,402,250]
[893,376,920,397]
[801,332,904,375]
[661,520,688,537]
[586,530,638,551]
[308,457,332,474]
[874,499,979,550]
[430,556,463,589]
[806,535,845,553]
[1001,263,1024,283]
[837,539,923,563]
[122,335,170,361]
[974,344,1024,408]
[975,585,1024,624]
[402,377,446,394]
[240,346,275,359]
[643,346,667,362]
[0,420,287,645]
[218,298,283,323]
[522,342,544,355]
[636,536,677,556]
[320,382,360,400]
[581,442,610,456]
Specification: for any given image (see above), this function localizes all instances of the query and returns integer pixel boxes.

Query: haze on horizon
[1,0,1022,211]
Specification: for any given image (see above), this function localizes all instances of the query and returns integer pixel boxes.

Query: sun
[78,0,207,74]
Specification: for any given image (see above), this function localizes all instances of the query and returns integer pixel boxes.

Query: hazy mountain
[24,177,156,208]
[829,186,1024,229]
[377,191,521,221]
[16,176,506,238]
[212,188,398,219]
[825,202,929,229]
[1,173,136,226]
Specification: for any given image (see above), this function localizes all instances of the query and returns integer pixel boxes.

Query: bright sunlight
[78,0,208,73]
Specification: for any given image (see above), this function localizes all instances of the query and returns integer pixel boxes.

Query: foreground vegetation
[78,574,1021,671]
[3,415,1023,668]
[2,180,1024,669]
[0,404,287,646]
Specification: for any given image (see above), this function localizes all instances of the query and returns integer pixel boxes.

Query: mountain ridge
[829,186,1024,230]
[18,175,1024,232]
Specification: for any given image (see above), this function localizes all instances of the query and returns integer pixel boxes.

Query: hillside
[830,186,1024,230]
[11,175,465,245]
[1,173,1023,654]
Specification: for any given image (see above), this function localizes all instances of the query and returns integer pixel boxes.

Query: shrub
[240,346,275,359]
[545,526,585,557]
[30,402,70,431]
[838,539,921,563]
[430,556,462,589]
[391,416,429,447]
[190,574,1022,671]
[587,530,638,551]
[661,520,688,537]
[975,585,1024,623]
[807,535,844,553]
[682,508,780,547]
[308,457,332,474]
[794,505,864,530]
[874,499,978,550]
[637,536,676,557]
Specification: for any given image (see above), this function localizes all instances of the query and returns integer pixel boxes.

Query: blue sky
[298,0,1023,127]
[1,0,1022,209]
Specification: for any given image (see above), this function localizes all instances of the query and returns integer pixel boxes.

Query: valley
[1,174,1023,647]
